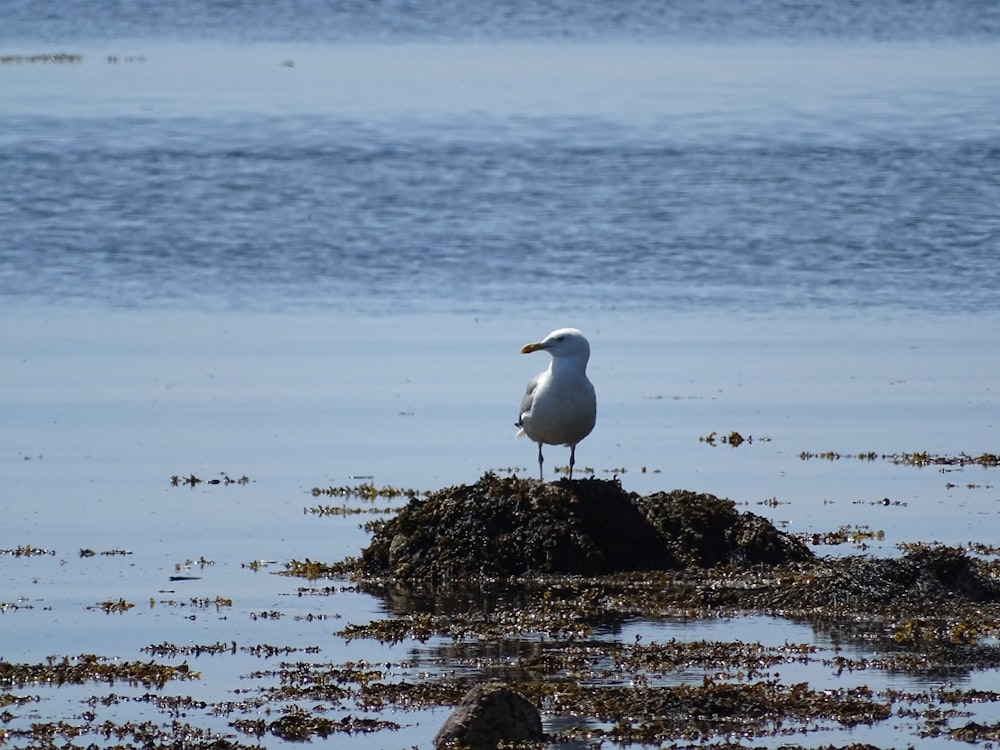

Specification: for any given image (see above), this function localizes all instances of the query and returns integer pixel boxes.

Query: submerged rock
[361,473,812,579]
[434,683,543,750]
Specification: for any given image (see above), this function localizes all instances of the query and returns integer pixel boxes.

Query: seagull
[515,328,597,481]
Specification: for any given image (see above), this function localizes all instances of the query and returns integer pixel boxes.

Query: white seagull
[515,328,597,481]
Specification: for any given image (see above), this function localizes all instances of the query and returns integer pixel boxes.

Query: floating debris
[338,603,595,644]
[150,596,232,611]
[80,548,133,557]
[1,717,242,749]
[268,704,398,741]
[140,641,318,658]
[175,557,215,571]
[0,693,35,708]
[0,52,82,64]
[280,558,348,579]
[951,720,1000,742]
[0,654,197,689]
[809,524,885,548]
[306,503,404,516]
[310,483,425,501]
[249,610,284,621]
[170,473,250,487]
[105,54,146,64]
[88,598,135,614]
[241,559,277,571]
[799,450,999,467]
[558,464,596,476]
[143,641,237,657]
[700,430,751,447]
[1,545,55,557]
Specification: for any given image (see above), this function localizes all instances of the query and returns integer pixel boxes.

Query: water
[4,0,1000,43]
[2,41,999,314]
[3,1,1000,747]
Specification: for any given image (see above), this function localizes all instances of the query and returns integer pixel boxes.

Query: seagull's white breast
[519,366,596,447]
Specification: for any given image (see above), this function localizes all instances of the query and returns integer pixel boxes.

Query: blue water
[3,3,1000,748]
[4,0,1000,43]
[4,103,1000,314]
[2,4,1000,316]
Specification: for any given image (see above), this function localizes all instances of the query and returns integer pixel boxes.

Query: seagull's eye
[555,336,564,342]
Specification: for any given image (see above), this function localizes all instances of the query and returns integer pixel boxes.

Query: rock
[360,473,813,579]
[637,489,813,568]
[434,683,543,749]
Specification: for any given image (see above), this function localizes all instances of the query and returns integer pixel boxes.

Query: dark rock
[773,545,1000,612]
[360,473,812,579]
[637,489,813,568]
[434,683,543,750]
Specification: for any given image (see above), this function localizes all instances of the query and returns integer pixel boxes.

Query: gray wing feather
[516,374,540,428]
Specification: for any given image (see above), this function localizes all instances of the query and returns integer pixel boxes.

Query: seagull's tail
[514,421,526,439]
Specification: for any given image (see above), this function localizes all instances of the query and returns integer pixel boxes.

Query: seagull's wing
[515,373,541,435]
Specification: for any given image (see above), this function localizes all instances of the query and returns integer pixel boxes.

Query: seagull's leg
[537,442,544,481]
[569,444,576,480]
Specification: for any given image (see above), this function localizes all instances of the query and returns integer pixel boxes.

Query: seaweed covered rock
[773,544,1000,612]
[360,473,812,579]
[637,489,812,568]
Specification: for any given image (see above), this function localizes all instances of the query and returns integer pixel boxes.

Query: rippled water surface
[2,39,999,315]
[5,0,1000,42]
[3,1,1000,747]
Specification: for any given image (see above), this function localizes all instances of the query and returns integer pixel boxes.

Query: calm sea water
[2,3,1000,315]
[4,0,1000,43]
[3,2,1000,748]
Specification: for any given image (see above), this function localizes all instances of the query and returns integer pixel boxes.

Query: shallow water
[6,307,997,529]
[4,306,999,746]
[4,1,1000,746]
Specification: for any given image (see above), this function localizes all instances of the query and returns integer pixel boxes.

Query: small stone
[434,683,543,749]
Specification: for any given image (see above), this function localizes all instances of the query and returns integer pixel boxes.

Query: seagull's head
[521,328,590,362]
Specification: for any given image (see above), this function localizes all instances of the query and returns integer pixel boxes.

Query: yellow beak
[520,341,546,354]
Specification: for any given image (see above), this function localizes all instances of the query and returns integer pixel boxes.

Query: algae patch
[0,654,197,689]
